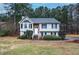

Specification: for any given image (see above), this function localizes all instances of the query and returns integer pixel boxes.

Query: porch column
[56,32,58,36]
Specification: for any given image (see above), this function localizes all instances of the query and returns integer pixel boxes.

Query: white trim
[19,16,33,24]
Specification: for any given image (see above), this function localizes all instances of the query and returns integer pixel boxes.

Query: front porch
[33,23,41,35]
[32,23,41,39]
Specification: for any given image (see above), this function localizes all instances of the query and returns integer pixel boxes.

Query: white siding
[20,20,33,36]
[39,23,60,32]
[39,23,60,36]
[20,22,33,32]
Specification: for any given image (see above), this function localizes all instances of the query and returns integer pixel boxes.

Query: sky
[0,3,69,14]
[32,3,68,9]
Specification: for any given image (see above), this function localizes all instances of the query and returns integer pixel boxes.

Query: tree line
[1,3,79,24]
[0,3,69,24]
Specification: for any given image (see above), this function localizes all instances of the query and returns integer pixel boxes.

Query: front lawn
[0,37,79,55]
[2,45,64,55]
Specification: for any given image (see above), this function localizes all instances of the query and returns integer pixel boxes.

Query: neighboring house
[19,16,60,37]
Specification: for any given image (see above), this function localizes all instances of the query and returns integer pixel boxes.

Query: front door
[33,24,39,35]
[34,28,39,35]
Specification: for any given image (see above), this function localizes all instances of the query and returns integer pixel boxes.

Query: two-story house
[19,16,60,37]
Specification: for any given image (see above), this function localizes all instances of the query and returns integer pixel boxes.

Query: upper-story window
[42,24,47,29]
[55,24,57,29]
[24,20,30,23]
[24,24,27,28]
[29,24,32,29]
[52,24,57,29]
[21,24,23,29]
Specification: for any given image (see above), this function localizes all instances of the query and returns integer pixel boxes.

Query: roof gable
[19,17,33,24]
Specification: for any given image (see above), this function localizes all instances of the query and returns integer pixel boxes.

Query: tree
[34,6,44,18]
[50,6,62,22]
[75,3,79,22]
[34,6,50,18]
[68,4,74,22]
[44,7,50,17]
[4,3,32,33]
[49,8,56,17]
[61,6,68,24]
[0,13,9,22]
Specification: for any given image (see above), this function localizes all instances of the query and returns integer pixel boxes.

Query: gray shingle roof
[30,18,60,23]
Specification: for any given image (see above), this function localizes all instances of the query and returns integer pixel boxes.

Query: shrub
[43,35,62,40]
[59,32,65,40]
[60,35,65,40]
[18,30,33,39]
[18,35,27,39]
[25,30,33,39]
[0,29,9,36]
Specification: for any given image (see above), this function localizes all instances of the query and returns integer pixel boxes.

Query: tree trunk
[13,15,16,34]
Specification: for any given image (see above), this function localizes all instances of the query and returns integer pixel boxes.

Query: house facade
[19,16,60,37]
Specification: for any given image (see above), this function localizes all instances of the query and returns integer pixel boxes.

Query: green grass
[1,43,79,55]
[2,45,64,55]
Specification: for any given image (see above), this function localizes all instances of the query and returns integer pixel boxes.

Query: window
[42,24,47,29]
[45,32,47,35]
[55,24,57,29]
[24,20,30,23]
[21,24,23,28]
[52,24,53,28]
[29,24,32,28]
[51,32,53,35]
[24,24,27,28]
